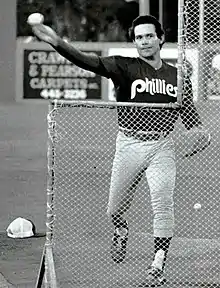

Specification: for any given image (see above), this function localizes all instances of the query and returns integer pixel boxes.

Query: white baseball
[193,203,202,210]
[27,13,44,25]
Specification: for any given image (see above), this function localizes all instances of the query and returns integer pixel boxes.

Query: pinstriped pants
[107,131,176,238]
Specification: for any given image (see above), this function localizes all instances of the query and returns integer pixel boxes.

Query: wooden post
[139,0,150,15]
[0,0,16,101]
[199,0,205,100]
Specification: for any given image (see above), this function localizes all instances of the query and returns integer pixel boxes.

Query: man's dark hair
[129,15,165,45]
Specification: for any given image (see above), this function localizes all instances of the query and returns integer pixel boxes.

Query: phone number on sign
[40,89,87,100]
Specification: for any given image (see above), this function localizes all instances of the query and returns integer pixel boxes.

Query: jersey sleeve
[54,39,124,79]
[97,56,126,79]
[180,77,203,129]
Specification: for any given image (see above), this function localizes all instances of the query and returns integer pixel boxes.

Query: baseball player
[31,15,211,286]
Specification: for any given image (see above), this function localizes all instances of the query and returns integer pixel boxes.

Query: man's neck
[139,55,163,70]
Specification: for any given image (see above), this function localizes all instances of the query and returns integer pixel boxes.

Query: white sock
[151,249,165,271]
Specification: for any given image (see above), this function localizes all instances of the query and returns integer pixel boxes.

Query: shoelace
[114,228,128,249]
[115,227,128,237]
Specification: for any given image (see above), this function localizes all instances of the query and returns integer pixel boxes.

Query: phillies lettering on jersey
[131,78,178,99]
[95,55,202,132]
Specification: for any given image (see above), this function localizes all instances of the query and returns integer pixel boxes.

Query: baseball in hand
[27,13,44,25]
[193,203,201,210]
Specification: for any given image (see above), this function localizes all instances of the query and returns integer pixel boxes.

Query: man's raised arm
[31,24,110,76]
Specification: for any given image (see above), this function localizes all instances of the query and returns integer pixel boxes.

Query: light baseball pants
[107,131,176,238]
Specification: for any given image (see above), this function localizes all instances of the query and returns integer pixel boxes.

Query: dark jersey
[97,56,202,132]
[54,41,202,133]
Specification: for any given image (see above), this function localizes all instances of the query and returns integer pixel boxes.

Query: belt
[119,128,170,141]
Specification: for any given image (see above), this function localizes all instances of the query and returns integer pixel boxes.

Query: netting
[43,0,220,287]
[46,98,220,288]
[179,0,220,100]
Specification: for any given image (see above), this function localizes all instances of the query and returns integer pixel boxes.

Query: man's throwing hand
[29,23,59,47]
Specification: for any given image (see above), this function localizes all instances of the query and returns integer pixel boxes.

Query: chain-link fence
[44,98,220,288]
[181,0,220,100]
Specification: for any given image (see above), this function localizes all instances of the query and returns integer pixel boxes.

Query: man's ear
[160,34,165,45]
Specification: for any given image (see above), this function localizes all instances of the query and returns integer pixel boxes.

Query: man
[31,15,210,286]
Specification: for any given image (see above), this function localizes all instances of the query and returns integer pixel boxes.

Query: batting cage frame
[35,0,220,287]
[35,100,181,288]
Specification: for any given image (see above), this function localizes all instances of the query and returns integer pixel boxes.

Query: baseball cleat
[142,266,166,287]
[110,222,128,263]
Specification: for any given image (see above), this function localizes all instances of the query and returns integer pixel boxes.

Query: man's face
[133,23,162,58]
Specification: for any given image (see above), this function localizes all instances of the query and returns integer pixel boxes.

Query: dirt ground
[0,102,48,287]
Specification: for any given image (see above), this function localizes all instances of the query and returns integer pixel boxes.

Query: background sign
[23,49,102,100]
